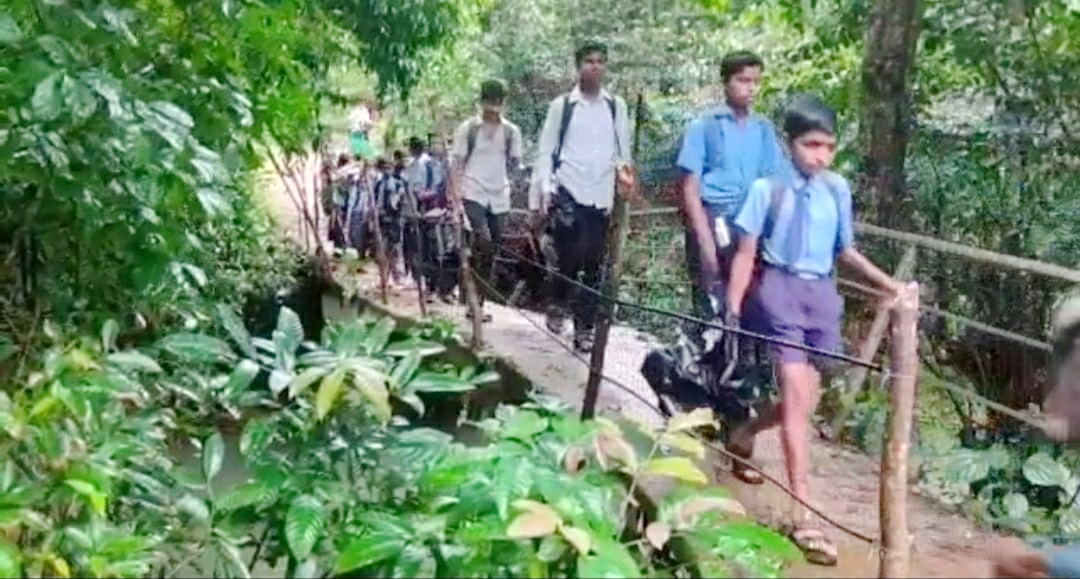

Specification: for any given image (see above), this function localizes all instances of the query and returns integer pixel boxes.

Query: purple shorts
[746,266,844,368]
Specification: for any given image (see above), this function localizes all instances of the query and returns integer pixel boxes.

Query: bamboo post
[829,244,918,439]
[369,212,389,305]
[456,213,484,350]
[411,218,428,317]
[581,92,643,420]
[879,282,919,579]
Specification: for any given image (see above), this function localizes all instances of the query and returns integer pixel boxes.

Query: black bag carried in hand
[640,301,775,428]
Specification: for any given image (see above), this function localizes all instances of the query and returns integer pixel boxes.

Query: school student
[373,157,407,284]
[451,79,524,320]
[723,94,903,566]
[676,51,785,320]
[533,40,635,353]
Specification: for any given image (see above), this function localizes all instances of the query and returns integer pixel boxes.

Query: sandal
[788,526,838,566]
[725,434,764,486]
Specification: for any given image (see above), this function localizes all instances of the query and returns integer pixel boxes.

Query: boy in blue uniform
[677,51,785,320]
[724,95,902,565]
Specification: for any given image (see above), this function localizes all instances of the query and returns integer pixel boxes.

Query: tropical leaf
[285,495,326,560]
[643,457,708,485]
[363,317,396,354]
[335,533,405,574]
[106,350,162,374]
[315,367,347,420]
[202,431,225,484]
[407,371,475,393]
[217,304,256,359]
[224,359,260,396]
[157,333,237,364]
[1023,452,1071,488]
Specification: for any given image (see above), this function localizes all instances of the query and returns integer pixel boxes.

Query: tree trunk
[857,0,924,228]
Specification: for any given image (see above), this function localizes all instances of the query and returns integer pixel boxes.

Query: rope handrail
[467,272,878,545]
[495,244,884,371]
[617,205,1080,283]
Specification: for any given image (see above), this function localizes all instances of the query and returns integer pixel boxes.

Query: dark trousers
[684,204,739,320]
[464,200,504,305]
[547,187,610,332]
[420,219,459,297]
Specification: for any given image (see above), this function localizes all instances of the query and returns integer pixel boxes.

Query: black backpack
[551,95,618,171]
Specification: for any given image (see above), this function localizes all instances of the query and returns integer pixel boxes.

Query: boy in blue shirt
[676,51,785,319]
[723,94,902,566]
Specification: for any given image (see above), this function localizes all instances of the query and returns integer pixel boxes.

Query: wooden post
[879,282,919,579]
[581,93,643,420]
[829,244,917,439]
[411,219,428,317]
[369,213,389,305]
[457,214,484,350]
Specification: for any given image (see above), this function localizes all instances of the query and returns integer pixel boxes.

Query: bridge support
[879,282,920,578]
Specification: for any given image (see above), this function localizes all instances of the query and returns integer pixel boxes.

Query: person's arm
[676,119,718,286]
[726,178,771,315]
[532,97,562,212]
[833,179,902,294]
[449,121,470,209]
[510,123,524,170]
[616,96,633,167]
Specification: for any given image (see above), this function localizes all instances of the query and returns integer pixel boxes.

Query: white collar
[568,84,612,104]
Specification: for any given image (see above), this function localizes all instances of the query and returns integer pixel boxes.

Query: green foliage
[0,307,797,577]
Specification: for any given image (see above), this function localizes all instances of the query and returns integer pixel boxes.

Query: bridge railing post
[879,282,920,579]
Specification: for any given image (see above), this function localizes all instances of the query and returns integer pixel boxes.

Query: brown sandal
[725,435,764,486]
[788,526,838,566]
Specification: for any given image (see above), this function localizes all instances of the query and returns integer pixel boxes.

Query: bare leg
[778,360,821,505]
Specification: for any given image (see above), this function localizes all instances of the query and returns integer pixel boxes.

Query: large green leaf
[217,304,257,359]
[240,418,276,460]
[578,538,642,578]
[289,367,329,398]
[407,371,476,393]
[363,317,396,354]
[216,482,276,512]
[0,12,23,45]
[335,533,405,574]
[501,410,549,442]
[202,431,225,484]
[285,495,326,560]
[224,359,260,396]
[383,338,446,358]
[0,537,21,578]
[32,71,62,122]
[389,351,422,389]
[1023,452,1071,488]
[315,367,347,420]
[157,333,237,365]
[106,350,162,374]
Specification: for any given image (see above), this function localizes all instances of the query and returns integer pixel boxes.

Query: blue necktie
[786,180,810,268]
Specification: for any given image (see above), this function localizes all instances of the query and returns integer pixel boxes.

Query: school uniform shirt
[402,154,437,219]
[676,103,786,220]
[733,171,855,279]
[532,86,632,211]
[452,116,523,214]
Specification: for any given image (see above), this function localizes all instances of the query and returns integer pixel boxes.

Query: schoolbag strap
[464,118,482,167]
[552,95,574,171]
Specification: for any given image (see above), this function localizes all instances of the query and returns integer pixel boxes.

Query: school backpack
[464,120,516,169]
[551,94,619,171]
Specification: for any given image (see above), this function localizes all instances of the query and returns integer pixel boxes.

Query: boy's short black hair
[782,93,837,139]
[480,79,507,102]
[574,40,608,67]
[375,157,389,169]
[392,150,405,161]
[720,51,764,83]
[408,137,425,154]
